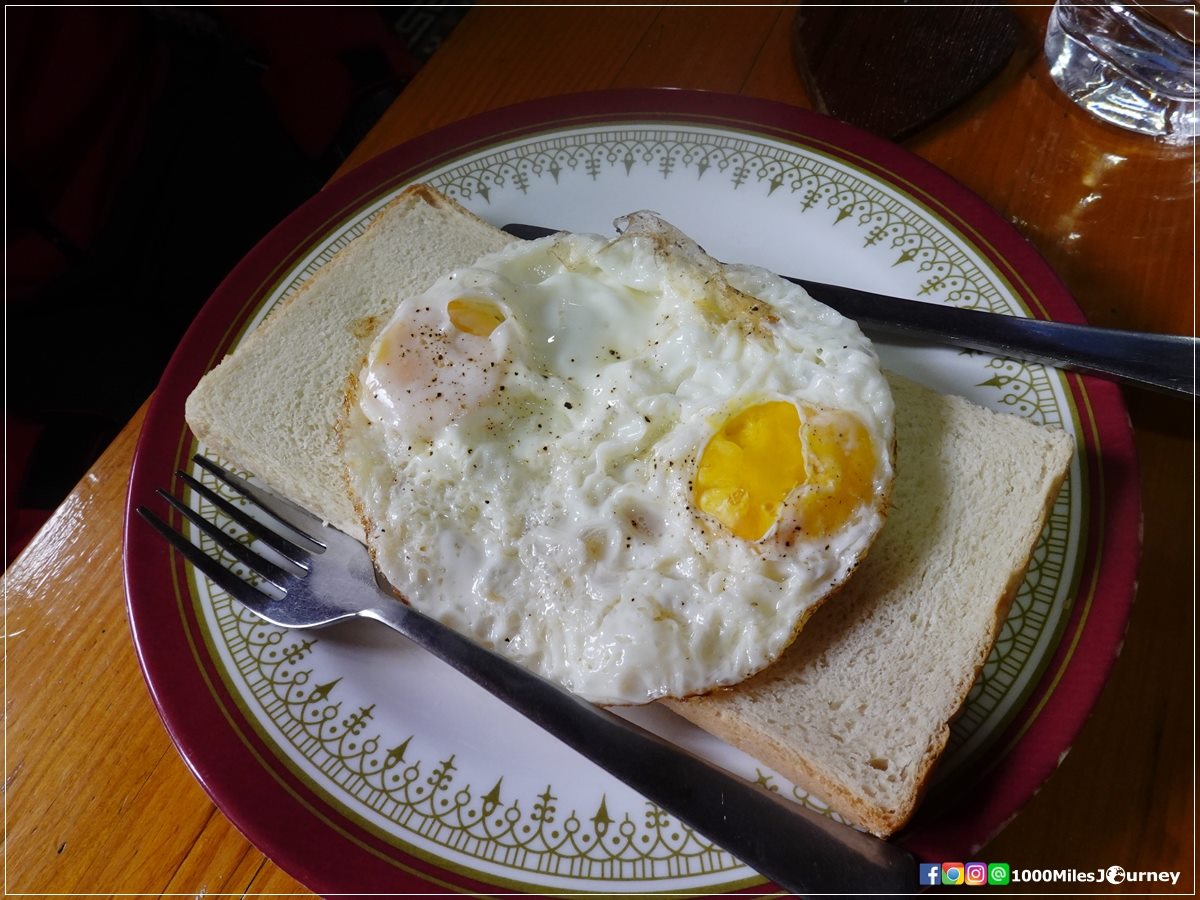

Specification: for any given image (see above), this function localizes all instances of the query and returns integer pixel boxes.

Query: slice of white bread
[183,183,1075,836]
[184,184,517,538]
[663,373,1074,836]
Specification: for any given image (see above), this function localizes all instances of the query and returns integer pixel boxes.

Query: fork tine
[137,505,275,608]
[177,471,315,564]
[155,490,295,590]
[191,455,327,553]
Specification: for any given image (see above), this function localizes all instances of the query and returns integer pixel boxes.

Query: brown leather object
[791,3,1020,140]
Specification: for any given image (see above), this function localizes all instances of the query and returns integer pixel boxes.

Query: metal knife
[502,223,1196,398]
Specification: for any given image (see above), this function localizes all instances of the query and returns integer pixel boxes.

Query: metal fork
[137,454,917,897]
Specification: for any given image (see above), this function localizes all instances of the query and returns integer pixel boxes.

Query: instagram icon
[966,862,987,885]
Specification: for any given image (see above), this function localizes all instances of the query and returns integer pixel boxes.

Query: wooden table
[5,6,1193,894]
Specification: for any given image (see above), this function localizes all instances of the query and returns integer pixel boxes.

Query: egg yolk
[447,297,506,336]
[694,401,877,542]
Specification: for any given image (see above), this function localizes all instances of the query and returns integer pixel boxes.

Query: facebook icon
[920,863,942,885]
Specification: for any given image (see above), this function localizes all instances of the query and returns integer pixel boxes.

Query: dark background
[6,5,470,563]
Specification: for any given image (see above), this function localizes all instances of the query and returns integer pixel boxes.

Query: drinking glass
[1045,0,1198,143]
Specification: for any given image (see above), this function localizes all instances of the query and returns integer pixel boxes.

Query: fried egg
[341,212,895,705]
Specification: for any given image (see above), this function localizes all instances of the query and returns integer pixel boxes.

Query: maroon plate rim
[122,87,1140,894]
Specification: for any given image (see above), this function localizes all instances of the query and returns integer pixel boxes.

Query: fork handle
[361,603,916,896]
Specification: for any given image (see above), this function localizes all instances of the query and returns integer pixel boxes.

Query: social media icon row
[920,861,1010,885]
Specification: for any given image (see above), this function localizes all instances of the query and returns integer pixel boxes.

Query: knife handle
[791,278,1197,399]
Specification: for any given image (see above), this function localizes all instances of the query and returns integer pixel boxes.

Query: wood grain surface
[5,5,1193,895]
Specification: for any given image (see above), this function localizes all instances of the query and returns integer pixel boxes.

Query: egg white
[341,213,894,705]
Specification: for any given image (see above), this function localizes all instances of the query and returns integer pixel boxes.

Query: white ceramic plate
[125,90,1139,895]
